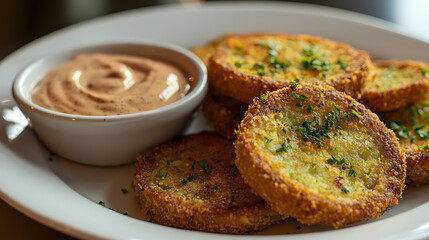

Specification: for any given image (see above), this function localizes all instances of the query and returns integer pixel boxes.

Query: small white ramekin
[12,42,207,166]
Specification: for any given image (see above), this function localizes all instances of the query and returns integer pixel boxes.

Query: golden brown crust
[200,89,248,141]
[377,98,429,186]
[133,131,282,234]
[192,33,263,66]
[360,60,429,112]
[235,84,406,227]
[207,34,371,103]
[403,149,429,186]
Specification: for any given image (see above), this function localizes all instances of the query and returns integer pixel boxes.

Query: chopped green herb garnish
[269,57,289,72]
[398,129,411,138]
[234,61,242,68]
[423,68,428,76]
[181,174,195,184]
[307,104,313,113]
[159,170,168,180]
[121,189,128,194]
[303,45,315,57]
[331,102,341,122]
[337,59,349,69]
[254,97,267,103]
[257,68,266,76]
[296,94,308,100]
[351,102,357,107]
[276,141,291,152]
[162,157,170,165]
[348,162,357,177]
[294,110,335,145]
[352,110,361,118]
[414,125,429,139]
[326,155,346,165]
[253,63,265,69]
[264,136,272,144]
[296,101,303,107]
[302,58,330,71]
[199,160,209,173]
[282,127,287,133]
[390,121,402,130]
[268,48,279,57]
[419,145,429,150]
[290,79,300,89]
[341,187,349,194]
[326,155,357,177]
[98,201,106,207]
[345,111,350,123]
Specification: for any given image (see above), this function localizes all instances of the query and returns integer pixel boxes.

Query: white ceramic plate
[1,2,429,240]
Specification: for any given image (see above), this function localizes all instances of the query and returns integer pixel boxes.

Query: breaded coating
[360,60,429,112]
[207,34,371,103]
[378,96,429,186]
[235,83,406,228]
[192,33,258,66]
[201,89,247,141]
[133,132,283,234]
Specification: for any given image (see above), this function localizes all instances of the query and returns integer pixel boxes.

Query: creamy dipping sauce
[31,53,192,116]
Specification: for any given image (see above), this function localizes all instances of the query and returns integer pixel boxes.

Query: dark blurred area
[2,0,429,60]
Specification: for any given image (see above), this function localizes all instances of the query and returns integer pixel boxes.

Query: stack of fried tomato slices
[132,33,429,233]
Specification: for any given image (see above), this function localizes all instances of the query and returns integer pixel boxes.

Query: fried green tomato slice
[235,83,406,228]
[201,89,248,141]
[360,60,429,112]
[208,34,371,103]
[133,131,283,234]
[378,95,429,186]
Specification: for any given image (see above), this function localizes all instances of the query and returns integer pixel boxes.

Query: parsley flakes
[419,145,429,150]
[159,170,168,180]
[199,160,209,173]
[337,59,349,69]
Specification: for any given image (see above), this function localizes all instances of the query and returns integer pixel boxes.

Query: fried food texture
[360,60,429,112]
[192,33,258,66]
[201,89,248,141]
[378,95,429,186]
[235,83,406,227]
[133,131,282,234]
[207,34,371,103]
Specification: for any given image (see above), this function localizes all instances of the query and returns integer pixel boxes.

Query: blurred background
[1,0,429,239]
[1,0,429,60]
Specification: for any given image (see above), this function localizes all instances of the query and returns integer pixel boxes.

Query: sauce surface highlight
[31,53,191,116]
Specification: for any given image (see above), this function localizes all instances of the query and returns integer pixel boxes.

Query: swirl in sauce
[31,53,192,116]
